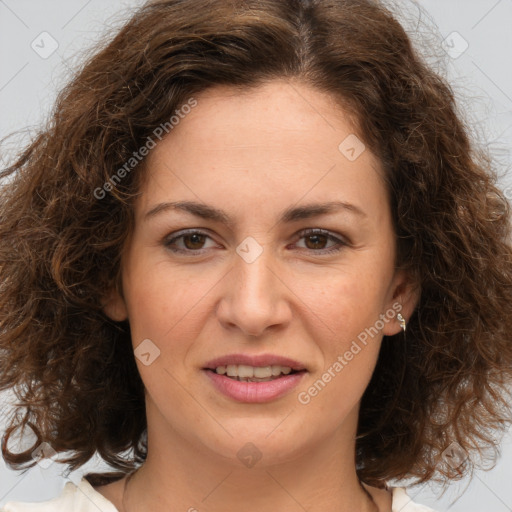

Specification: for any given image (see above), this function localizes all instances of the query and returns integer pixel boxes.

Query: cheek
[123,257,215,343]
[122,263,216,396]
[293,261,389,344]
[295,269,386,418]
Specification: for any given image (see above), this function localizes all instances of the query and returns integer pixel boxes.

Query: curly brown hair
[1,0,512,491]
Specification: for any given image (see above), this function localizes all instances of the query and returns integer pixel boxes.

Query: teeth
[271,365,282,376]
[215,364,294,378]
[237,364,254,378]
[254,366,271,378]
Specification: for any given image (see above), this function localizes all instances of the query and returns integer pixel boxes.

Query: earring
[397,312,406,332]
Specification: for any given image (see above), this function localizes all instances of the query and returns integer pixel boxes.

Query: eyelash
[163,228,348,256]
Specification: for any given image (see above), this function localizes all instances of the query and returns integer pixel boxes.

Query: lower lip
[203,369,307,403]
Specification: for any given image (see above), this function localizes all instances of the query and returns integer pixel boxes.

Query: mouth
[201,354,308,403]
[203,364,306,382]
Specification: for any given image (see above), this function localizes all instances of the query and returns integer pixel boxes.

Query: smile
[214,364,296,381]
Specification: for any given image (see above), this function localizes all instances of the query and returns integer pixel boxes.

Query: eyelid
[162,228,219,253]
[163,228,350,255]
[296,228,351,248]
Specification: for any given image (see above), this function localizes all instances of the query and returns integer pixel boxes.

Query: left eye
[164,229,347,255]
[294,229,345,252]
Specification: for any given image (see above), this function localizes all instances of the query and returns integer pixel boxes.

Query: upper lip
[203,353,307,371]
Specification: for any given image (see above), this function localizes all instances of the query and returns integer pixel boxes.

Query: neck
[122,467,379,512]
[120,404,382,511]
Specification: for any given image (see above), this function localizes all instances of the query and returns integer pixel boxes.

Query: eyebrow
[144,200,366,226]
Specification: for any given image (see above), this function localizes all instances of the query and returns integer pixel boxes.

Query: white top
[1,477,438,512]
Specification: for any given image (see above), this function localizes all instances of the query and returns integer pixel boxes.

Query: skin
[98,79,418,512]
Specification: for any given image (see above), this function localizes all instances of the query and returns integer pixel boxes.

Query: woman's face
[106,79,414,467]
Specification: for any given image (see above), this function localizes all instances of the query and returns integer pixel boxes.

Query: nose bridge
[217,236,291,336]
[236,239,274,301]
[236,235,279,306]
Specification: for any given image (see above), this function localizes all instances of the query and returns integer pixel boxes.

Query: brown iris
[182,233,207,250]
[304,233,329,250]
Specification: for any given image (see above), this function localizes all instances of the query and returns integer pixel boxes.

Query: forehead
[137,80,388,221]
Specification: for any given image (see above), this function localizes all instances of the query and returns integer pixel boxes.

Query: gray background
[1,0,511,510]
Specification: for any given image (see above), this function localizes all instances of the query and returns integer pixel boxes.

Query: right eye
[163,230,220,255]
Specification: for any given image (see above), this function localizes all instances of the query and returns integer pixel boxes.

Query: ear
[381,269,420,336]
[102,286,129,322]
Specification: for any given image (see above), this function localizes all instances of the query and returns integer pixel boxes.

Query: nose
[216,244,293,337]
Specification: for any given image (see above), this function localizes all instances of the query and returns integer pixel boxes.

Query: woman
[1,0,511,511]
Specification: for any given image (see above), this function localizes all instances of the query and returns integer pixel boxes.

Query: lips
[202,353,308,403]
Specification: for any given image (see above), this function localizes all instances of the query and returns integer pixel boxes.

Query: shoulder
[1,478,119,512]
[1,479,436,512]
[365,481,439,511]
[391,486,438,512]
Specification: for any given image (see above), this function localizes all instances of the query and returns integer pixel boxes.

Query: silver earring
[397,312,406,332]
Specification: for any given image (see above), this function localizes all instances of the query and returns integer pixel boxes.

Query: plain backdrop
[1,1,511,510]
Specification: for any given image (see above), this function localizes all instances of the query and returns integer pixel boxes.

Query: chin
[202,425,314,467]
